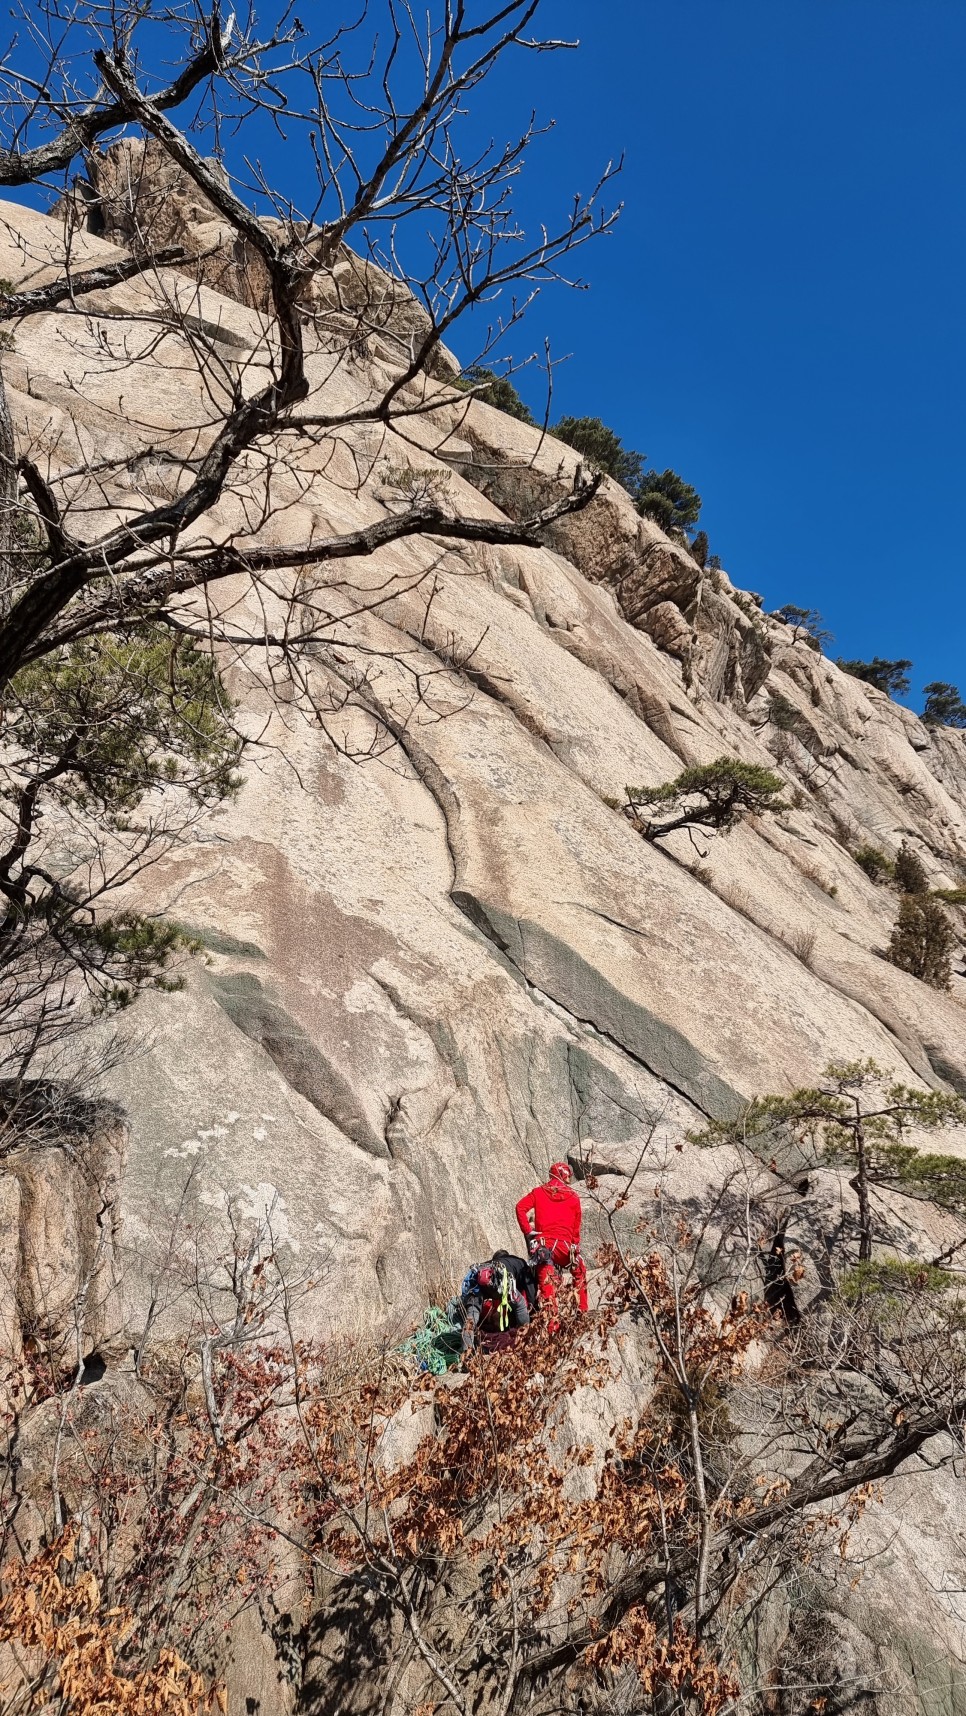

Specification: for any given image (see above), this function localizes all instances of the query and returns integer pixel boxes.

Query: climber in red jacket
[515,1161,589,1321]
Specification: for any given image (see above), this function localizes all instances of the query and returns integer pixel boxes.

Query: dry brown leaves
[587,1609,739,1716]
[0,1529,224,1715]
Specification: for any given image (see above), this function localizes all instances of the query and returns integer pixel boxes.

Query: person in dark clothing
[458,1257,530,1352]
[762,1231,801,1325]
[491,1249,539,1314]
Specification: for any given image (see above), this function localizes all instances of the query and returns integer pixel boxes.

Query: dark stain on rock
[207,971,388,1158]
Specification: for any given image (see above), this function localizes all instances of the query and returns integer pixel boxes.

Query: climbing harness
[495,1264,511,1331]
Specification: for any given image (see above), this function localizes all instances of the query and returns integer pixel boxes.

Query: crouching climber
[491,1249,539,1315]
[458,1256,531,1352]
[515,1161,589,1324]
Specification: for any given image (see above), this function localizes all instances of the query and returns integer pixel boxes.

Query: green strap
[498,1268,510,1331]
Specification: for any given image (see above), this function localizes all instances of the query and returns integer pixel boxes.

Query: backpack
[460,1262,513,1330]
[492,1250,539,1311]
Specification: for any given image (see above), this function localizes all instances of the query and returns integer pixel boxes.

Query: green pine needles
[693,1059,966,1262]
[1,627,243,1084]
[613,758,787,849]
[10,628,243,818]
[887,894,954,989]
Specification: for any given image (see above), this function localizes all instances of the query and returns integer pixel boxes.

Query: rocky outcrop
[3,190,966,1325]
[450,420,774,703]
[61,138,458,375]
[0,1098,126,1373]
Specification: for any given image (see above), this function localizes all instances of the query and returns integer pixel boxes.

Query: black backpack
[491,1251,538,1312]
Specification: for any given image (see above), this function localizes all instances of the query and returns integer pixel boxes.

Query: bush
[550,415,644,491]
[922,681,966,728]
[887,895,954,989]
[635,467,702,539]
[836,657,912,698]
[619,758,787,844]
[853,844,893,884]
[837,1258,955,1309]
[457,367,534,423]
[893,841,929,895]
[784,926,817,967]
[690,529,710,569]
[772,605,833,648]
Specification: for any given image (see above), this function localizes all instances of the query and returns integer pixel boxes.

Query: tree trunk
[0,364,17,615]
[851,1120,873,1262]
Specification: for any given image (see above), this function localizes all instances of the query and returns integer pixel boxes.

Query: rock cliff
[3,174,966,1713]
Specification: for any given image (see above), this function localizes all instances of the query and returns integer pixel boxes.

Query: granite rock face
[3,185,966,1712]
[3,186,966,1323]
[59,137,458,374]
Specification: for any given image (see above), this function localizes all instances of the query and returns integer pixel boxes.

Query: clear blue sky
[460,0,965,709]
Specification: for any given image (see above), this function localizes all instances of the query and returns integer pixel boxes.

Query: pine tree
[550,415,645,491]
[836,657,912,697]
[922,682,966,728]
[617,758,786,844]
[636,467,702,539]
[459,367,534,423]
[772,605,833,648]
[893,841,929,895]
[887,895,954,990]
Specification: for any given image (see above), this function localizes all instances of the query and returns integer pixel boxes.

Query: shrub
[457,366,534,423]
[887,894,954,989]
[853,844,893,883]
[784,926,817,968]
[550,415,643,490]
[922,681,966,728]
[715,879,761,924]
[838,1258,954,1304]
[635,467,702,539]
[799,861,837,897]
[893,841,929,895]
[691,529,710,568]
[619,758,787,846]
[836,656,912,698]
[0,1529,222,1716]
[933,888,966,906]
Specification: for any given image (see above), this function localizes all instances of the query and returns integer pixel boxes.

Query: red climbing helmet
[548,1161,573,1185]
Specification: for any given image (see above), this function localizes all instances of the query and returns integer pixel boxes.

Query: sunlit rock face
[3,175,966,1714]
[5,179,966,1323]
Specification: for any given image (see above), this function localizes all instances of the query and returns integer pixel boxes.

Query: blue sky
[461,0,965,709]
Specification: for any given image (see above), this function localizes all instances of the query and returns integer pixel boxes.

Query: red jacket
[515,1179,582,1250]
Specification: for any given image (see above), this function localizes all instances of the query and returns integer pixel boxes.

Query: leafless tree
[0,0,619,693]
[0,1,620,1101]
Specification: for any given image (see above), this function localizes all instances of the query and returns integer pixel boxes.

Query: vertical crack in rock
[328,657,745,1122]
